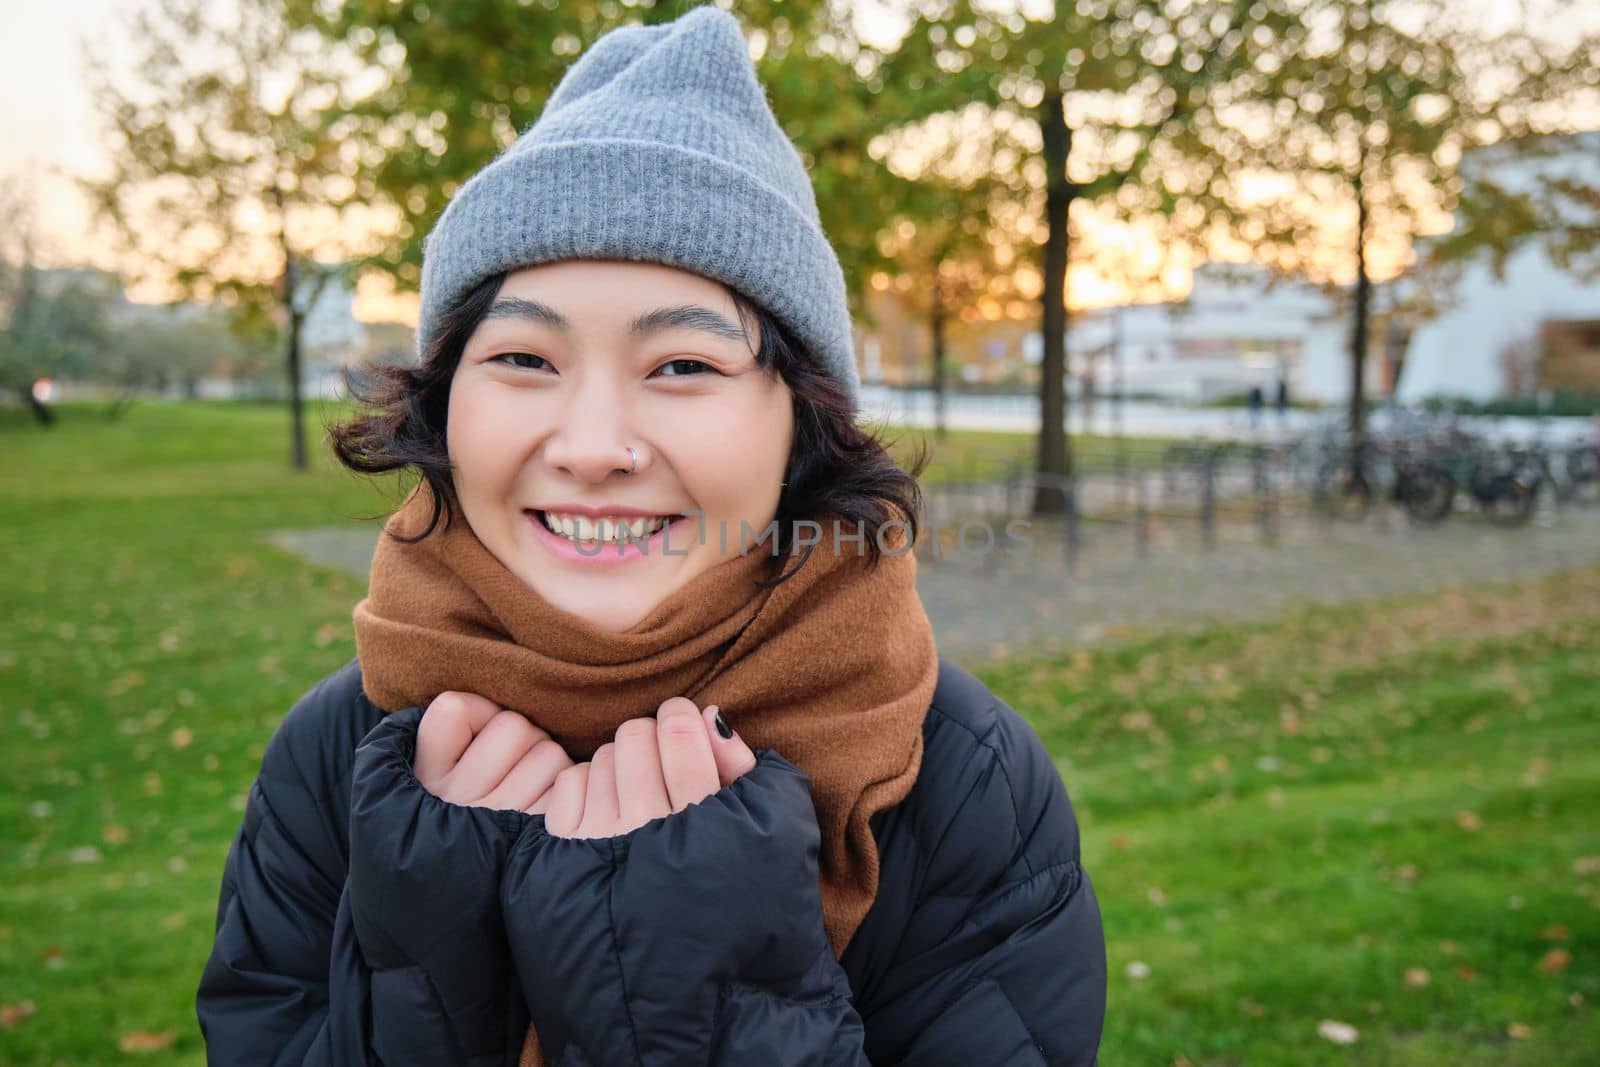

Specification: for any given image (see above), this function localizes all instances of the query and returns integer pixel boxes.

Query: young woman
[197,7,1105,1065]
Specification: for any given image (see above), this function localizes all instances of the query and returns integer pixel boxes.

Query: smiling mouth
[528,509,688,544]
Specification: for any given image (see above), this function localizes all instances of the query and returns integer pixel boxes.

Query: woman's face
[447,260,795,632]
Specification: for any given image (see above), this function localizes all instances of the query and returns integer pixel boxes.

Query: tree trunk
[287,304,307,470]
[1033,87,1075,515]
[105,389,138,421]
[1081,360,1095,425]
[281,248,309,472]
[1349,181,1371,444]
[930,289,949,442]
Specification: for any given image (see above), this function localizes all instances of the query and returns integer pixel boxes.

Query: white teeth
[541,512,671,544]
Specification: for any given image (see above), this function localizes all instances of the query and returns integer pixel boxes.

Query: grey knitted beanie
[416,4,860,408]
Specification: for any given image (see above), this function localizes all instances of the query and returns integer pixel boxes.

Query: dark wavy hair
[326,271,929,586]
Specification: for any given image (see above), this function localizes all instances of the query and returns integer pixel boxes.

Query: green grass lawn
[881,422,1179,484]
[2,400,1595,1064]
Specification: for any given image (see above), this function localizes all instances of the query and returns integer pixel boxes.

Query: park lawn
[882,423,1179,484]
[973,567,1599,1065]
[1,399,1595,1064]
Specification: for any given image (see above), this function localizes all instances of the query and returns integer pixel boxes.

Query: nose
[540,376,641,483]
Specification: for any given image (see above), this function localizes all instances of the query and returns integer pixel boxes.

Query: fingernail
[711,706,734,740]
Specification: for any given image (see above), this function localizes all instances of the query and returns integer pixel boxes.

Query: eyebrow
[482,297,747,342]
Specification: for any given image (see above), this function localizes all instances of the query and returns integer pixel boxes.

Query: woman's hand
[543,698,758,839]
[414,691,575,813]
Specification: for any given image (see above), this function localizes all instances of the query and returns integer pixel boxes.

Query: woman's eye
[493,352,550,371]
[653,358,716,378]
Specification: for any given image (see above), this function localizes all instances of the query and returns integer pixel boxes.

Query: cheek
[673,401,789,515]
[446,381,520,491]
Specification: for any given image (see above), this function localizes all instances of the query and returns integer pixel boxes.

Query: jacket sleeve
[498,749,872,1066]
[197,687,531,1066]
[853,703,1107,1066]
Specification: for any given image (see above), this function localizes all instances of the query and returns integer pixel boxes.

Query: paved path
[265,504,1600,673]
[912,506,1600,667]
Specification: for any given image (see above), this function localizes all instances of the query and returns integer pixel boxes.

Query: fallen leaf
[169,727,194,750]
[1317,1019,1359,1045]
[1507,1022,1533,1039]
[106,670,146,696]
[103,824,130,845]
[1404,967,1430,987]
[1538,948,1571,975]
[1574,857,1600,875]
[1455,964,1476,981]
[1455,810,1481,831]
[119,1029,176,1053]
[0,1000,37,1028]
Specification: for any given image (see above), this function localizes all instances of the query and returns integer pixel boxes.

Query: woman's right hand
[414,691,574,814]
[348,698,541,1060]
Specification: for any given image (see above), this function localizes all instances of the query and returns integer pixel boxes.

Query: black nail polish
[713,708,733,740]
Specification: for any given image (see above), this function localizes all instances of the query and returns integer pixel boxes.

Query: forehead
[496,259,739,318]
[479,260,761,353]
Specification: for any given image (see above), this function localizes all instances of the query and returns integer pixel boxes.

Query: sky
[1,0,131,260]
[0,0,920,320]
[2,0,1593,322]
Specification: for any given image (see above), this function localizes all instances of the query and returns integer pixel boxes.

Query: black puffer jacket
[197,655,1106,1064]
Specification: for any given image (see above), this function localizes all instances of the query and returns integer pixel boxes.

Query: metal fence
[913,426,1600,574]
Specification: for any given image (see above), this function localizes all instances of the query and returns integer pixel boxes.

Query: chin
[545,579,660,633]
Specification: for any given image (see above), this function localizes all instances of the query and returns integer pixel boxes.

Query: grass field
[1,400,1595,1064]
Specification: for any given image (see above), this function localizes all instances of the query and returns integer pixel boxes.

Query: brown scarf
[351,484,938,1064]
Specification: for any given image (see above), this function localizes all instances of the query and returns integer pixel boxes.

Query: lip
[526,510,695,566]
[535,502,683,519]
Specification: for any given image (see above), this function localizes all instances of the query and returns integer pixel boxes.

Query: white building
[299,268,368,399]
[1064,262,1357,404]
[1396,130,1600,402]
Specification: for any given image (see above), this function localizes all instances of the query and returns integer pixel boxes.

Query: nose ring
[624,446,638,476]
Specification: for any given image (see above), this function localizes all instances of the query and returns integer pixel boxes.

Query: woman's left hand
[542,698,758,839]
